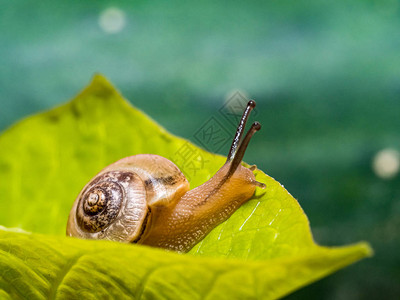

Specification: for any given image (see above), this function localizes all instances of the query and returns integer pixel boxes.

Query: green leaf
[0,75,372,299]
[0,230,370,300]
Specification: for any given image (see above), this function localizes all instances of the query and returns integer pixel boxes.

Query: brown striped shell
[66,154,190,243]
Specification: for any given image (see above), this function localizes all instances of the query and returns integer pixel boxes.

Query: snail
[67,100,265,252]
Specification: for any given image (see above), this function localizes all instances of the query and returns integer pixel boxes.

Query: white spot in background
[99,7,126,34]
[372,148,400,179]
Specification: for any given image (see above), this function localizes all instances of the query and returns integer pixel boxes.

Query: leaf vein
[49,255,81,300]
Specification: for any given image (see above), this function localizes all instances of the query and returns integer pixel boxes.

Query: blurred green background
[1,0,399,299]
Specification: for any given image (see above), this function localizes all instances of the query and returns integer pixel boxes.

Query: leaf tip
[356,241,374,258]
[91,73,113,87]
[69,73,121,104]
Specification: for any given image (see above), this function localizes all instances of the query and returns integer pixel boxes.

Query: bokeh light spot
[372,148,400,179]
[98,7,126,34]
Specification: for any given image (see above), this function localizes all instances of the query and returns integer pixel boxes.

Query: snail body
[67,101,265,252]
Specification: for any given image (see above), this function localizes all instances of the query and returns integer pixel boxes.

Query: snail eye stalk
[226,100,256,162]
[228,122,261,177]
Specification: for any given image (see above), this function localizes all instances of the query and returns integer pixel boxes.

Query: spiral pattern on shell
[77,180,123,233]
[68,170,148,242]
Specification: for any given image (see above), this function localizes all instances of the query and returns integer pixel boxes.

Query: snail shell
[67,154,190,242]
